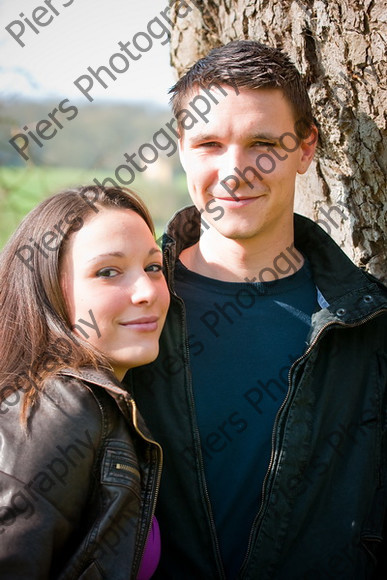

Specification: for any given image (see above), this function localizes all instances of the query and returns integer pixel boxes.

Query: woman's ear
[297,125,318,175]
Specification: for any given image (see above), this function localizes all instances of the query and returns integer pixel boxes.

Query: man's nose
[217,146,244,181]
[217,146,263,196]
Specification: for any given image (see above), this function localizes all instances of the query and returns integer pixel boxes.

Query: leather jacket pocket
[78,561,104,579]
[101,442,141,499]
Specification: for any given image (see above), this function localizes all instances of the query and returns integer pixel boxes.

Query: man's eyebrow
[188,132,281,143]
[250,132,280,141]
[188,133,220,142]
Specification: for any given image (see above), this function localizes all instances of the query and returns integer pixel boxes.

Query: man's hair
[169,40,315,136]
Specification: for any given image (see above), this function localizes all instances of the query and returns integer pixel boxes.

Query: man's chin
[206,222,264,242]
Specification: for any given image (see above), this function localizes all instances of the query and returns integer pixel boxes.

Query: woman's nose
[130,274,157,305]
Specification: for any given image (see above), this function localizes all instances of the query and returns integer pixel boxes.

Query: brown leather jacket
[0,367,162,579]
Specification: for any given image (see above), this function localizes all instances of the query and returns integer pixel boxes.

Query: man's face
[178,86,317,243]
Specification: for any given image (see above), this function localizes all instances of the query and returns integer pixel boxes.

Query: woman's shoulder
[44,370,111,423]
[0,369,126,567]
[0,368,121,477]
[0,370,102,430]
[0,366,138,486]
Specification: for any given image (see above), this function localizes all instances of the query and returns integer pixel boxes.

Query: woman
[0,185,170,579]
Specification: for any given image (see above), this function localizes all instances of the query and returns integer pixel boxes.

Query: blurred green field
[0,166,189,249]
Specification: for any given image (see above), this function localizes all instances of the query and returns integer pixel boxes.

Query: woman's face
[60,208,170,380]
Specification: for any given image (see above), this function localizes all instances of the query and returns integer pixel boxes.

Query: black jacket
[129,207,387,579]
[0,367,162,579]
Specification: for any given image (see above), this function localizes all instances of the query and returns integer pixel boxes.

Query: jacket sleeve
[0,377,102,579]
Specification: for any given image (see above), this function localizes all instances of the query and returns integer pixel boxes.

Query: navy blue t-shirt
[175,258,318,578]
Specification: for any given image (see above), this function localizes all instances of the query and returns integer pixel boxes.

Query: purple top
[137,516,161,580]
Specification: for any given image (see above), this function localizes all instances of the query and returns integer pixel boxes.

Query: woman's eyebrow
[87,251,125,263]
[87,248,161,263]
[149,247,162,256]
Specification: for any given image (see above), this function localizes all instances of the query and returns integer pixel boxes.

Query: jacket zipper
[180,294,226,579]
[58,371,163,576]
[128,396,163,577]
[166,242,226,577]
[238,307,387,578]
[115,463,140,477]
[167,248,226,577]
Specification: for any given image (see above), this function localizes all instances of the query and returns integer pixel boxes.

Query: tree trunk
[170,0,387,281]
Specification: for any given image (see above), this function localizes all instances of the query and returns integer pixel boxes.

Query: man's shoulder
[294,213,387,298]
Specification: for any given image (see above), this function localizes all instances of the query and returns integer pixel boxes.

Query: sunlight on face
[178,87,317,244]
[60,208,170,380]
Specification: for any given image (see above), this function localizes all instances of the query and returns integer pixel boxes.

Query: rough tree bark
[169,0,386,281]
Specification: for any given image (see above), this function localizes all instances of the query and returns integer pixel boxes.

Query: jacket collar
[162,205,387,325]
[60,366,131,399]
[59,366,160,446]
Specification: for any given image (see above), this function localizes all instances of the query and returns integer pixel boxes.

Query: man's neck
[179,221,304,283]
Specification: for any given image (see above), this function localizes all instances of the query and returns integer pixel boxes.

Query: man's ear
[297,125,318,175]
[178,134,186,172]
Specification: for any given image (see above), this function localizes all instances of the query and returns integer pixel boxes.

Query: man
[127,41,387,579]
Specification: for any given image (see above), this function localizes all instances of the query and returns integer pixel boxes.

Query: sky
[0,0,177,108]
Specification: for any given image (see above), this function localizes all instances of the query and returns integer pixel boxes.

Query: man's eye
[198,141,219,148]
[254,141,276,148]
[96,268,119,278]
[146,264,163,273]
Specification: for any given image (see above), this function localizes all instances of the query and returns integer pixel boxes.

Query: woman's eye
[145,263,163,273]
[96,268,119,278]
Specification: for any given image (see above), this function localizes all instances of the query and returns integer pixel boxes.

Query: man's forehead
[181,83,285,103]
[179,86,295,142]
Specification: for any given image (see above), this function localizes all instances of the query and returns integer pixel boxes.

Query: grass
[0,167,104,248]
[0,166,189,249]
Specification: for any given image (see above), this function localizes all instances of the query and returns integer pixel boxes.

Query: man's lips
[215,196,257,200]
[119,316,159,331]
[211,195,264,207]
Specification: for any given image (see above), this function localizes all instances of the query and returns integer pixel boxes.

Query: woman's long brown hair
[0,185,155,423]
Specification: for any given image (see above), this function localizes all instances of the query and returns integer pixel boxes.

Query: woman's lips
[119,316,159,331]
